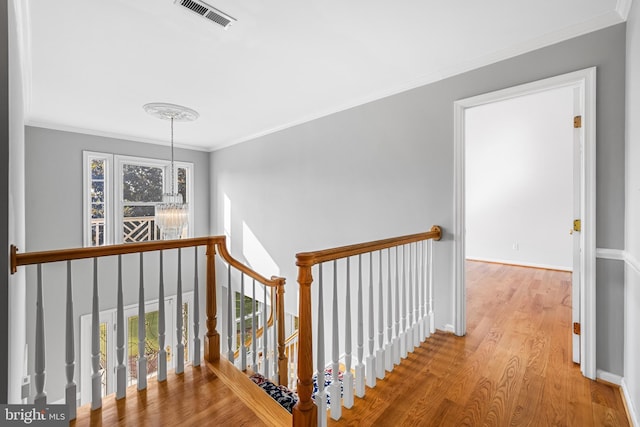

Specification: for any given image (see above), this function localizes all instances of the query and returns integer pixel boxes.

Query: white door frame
[452,67,597,379]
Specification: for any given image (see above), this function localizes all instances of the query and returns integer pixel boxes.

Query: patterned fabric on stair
[249,373,298,413]
[312,367,344,408]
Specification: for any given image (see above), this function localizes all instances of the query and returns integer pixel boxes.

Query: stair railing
[10,235,287,419]
[292,226,442,427]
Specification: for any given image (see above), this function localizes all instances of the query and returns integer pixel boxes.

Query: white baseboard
[597,369,623,385]
[465,257,571,272]
[622,378,639,427]
[443,324,455,333]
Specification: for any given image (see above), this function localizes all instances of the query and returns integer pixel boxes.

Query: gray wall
[24,126,210,402]
[1,0,10,403]
[211,24,627,374]
[625,0,640,421]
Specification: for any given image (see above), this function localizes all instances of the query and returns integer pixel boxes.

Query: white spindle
[116,255,126,400]
[252,279,258,372]
[420,241,428,341]
[137,253,147,391]
[65,261,77,420]
[428,239,435,334]
[262,284,269,379]
[330,260,341,420]
[34,264,46,406]
[400,245,408,359]
[376,251,385,379]
[385,249,393,372]
[412,243,420,348]
[91,258,102,408]
[343,258,354,408]
[393,247,400,365]
[158,251,167,382]
[366,253,376,388]
[355,255,365,397]
[316,264,327,427]
[176,248,184,374]
[272,289,278,383]
[227,266,234,361]
[240,272,246,370]
[193,247,201,366]
[408,244,414,350]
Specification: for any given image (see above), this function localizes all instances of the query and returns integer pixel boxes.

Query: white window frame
[79,292,194,405]
[83,151,195,246]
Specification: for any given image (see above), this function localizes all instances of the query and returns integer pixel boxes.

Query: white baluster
[428,239,435,334]
[137,253,147,391]
[193,247,201,366]
[316,264,327,427]
[366,253,376,388]
[355,255,365,398]
[420,244,429,341]
[116,255,126,399]
[240,272,246,370]
[343,258,354,408]
[272,288,278,383]
[330,260,342,420]
[385,249,393,372]
[263,284,269,379]
[413,243,421,348]
[227,266,234,362]
[393,247,400,366]
[65,261,77,419]
[252,279,258,372]
[176,249,184,374]
[407,244,415,352]
[91,258,102,408]
[401,245,408,359]
[376,251,385,379]
[158,251,167,382]
[34,264,47,406]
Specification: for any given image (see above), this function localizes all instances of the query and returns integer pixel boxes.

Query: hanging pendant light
[143,102,199,240]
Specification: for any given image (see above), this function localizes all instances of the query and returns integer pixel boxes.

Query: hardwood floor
[72,360,290,427]
[328,261,629,426]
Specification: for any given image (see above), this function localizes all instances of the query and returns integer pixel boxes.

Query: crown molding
[25,121,211,152]
[616,0,634,20]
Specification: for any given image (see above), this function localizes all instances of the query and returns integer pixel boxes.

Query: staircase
[11,226,443,427]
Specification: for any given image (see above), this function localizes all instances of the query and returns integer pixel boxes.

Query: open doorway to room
[453,68,597,379]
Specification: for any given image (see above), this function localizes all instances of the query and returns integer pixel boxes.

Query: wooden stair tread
[208,359,291,427]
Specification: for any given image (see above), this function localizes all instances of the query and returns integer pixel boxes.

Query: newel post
[292,261,318,427]
[205,241,220,363]
[275,278,288,386]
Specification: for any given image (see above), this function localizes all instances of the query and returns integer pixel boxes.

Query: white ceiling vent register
[174,0,236,29]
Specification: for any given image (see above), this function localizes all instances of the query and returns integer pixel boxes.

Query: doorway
[453,68,597,379]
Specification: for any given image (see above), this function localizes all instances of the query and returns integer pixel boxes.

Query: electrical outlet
[21,375,30,400]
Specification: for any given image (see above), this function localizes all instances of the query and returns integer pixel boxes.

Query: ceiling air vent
[175,0,236,29]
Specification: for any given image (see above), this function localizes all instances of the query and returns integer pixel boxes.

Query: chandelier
[143,102,199,240]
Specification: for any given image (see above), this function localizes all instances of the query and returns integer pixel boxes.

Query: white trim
[465,257,571,272]
[622,378,640,427]
[453,67,597,379]
[617,0,634,20]
[443,324,455,334]
[596,248,626,261]
[26,121,210,153]
[597,369,623,386]
[626,252,640,276]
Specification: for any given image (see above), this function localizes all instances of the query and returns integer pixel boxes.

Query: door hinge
[573,322,581,335]
[573,219,581,232]
[573,115,582,128]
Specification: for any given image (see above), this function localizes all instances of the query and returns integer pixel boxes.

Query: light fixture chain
[170,117,175,196]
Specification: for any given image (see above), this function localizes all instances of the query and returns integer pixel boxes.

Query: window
[80,293,193,404]
[83,152,194,246]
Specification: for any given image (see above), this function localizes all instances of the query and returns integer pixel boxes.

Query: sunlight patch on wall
[242,221,280,277]
[224,193,231,251]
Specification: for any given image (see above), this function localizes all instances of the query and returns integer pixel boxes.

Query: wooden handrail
[296,226,442,268]
[292,226,442,427]
[10,234,289,401]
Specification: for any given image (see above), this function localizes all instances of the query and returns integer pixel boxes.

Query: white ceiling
[18,0,629,151]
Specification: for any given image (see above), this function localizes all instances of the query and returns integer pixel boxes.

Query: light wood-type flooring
[328,261,629,426]
[74,261,629,426]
